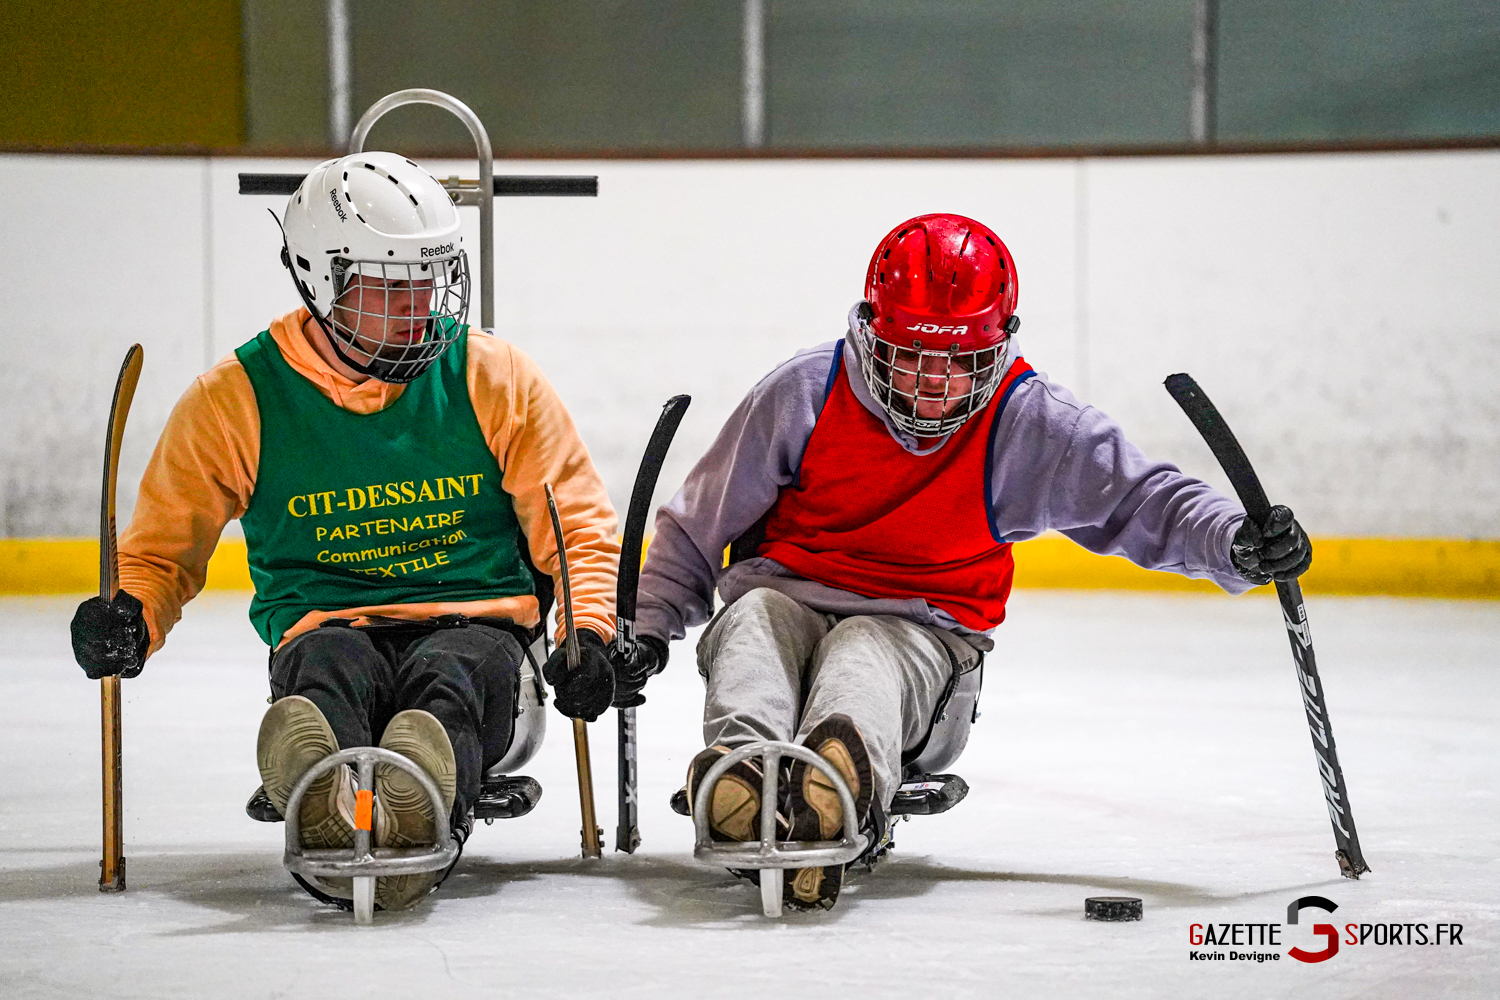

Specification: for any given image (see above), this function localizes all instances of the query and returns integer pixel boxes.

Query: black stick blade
[1164,374,1271,523]
[617,395,691,627]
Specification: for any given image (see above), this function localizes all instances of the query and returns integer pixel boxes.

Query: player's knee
[815,617,911,689]
[716,588,808,648]
[725,587,806,628]
[413,625,525,695]
[822,614,887,649]
[422,624,522,659]
[700,588,813,675]
[271,626,381,699]
[474,628,526,689]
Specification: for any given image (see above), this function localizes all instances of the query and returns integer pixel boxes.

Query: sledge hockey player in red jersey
[605,213,1312,911]
[68,152,620,911]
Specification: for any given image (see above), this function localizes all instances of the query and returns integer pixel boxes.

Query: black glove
[1231,505,1313,585]
[542,627,615,722]
[71,591,150,680]
[609,634,668,709]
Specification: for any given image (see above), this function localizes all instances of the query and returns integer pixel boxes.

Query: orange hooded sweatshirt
[119,309,618,653]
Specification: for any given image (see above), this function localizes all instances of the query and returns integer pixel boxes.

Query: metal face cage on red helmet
[858,214,1020,438]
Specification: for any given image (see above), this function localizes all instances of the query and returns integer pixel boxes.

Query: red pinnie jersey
[758,348,1036,630]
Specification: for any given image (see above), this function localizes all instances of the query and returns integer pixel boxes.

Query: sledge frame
[692,741,868,918]
[283,746,458,925]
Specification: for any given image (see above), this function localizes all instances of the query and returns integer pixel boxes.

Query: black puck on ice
[1085,896,1143,921]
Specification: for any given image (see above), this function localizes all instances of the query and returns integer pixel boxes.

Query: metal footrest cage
[692,741,868,918]
[283,747,458,925]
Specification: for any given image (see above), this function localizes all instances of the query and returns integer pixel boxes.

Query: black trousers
[269,621,525,824]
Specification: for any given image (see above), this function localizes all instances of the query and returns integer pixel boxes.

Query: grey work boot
[373,709,457,911]
[257,695,357,898]
[686,745,790,844]
[784,714,873,911]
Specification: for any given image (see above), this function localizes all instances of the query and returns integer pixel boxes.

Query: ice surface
[2,591,1496,998]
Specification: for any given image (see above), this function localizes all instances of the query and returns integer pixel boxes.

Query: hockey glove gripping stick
[71,591,150,680]
[615,394,691,854]
[542,627,615,722]
[1164,373,1370,879]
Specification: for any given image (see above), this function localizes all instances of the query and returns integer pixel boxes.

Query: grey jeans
[696,587,975,808]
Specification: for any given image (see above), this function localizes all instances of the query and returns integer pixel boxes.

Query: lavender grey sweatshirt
[636,304,1251,648]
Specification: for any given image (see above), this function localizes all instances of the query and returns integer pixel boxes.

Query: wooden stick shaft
[573,718,602,858]
[99,506,125,891]
[100,677,125,890]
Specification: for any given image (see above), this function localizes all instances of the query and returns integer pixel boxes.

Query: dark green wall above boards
[243,0,1500,154]
[241,0,329,151]
[769,1,1197,149]
[1218,0,1500,143]
[242,0,743,154]
[358,0,742,154]
[0,0,245,148]
[5,1,1499,153]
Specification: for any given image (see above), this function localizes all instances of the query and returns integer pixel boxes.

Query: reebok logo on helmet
[420,243,455,258]
[907,323,969,336]
[328,188,347,222]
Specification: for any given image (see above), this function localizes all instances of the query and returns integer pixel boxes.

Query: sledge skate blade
[283,747,458,922]
[354,877,374,925]
[761,866,784,918]
[691,741,866,918]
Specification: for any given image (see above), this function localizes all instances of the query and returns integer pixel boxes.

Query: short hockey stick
[545,483,603,858]
[615,395,691,853]
[1164,373,1370,879]
[98,344,144,892]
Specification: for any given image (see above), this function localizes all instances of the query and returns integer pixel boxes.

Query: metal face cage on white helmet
[854,307,1020,439]
[280,151,471,384]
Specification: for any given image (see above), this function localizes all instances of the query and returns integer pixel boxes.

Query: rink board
[2,150,1498,543]
[5,535,1498,599]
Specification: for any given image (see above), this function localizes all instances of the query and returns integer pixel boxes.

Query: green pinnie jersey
[235,324,534,646]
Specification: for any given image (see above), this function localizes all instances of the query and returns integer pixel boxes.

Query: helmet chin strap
[319,317,408,384]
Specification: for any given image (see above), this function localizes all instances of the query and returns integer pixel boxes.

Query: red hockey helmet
[858,214,1020,437]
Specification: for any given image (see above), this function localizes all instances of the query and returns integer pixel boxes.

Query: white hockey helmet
[280,151,470,383]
